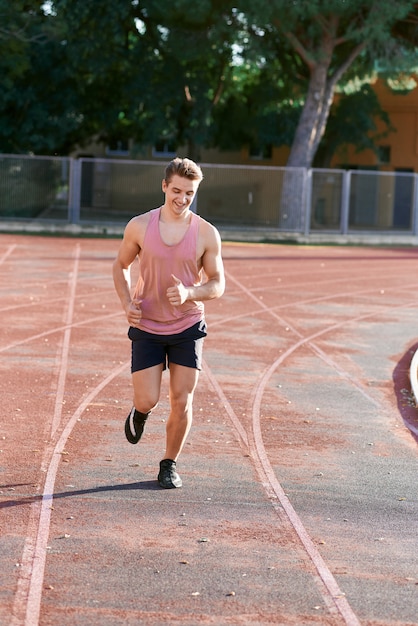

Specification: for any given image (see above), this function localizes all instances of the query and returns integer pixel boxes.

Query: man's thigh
[167,320,207,370]
[169,363,200,399]
[132,363,164,408]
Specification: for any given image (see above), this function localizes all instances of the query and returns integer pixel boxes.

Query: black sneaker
[158,459,182,489]
[124,407,149,444]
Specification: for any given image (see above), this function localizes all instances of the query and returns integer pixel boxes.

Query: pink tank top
[134,208,204,334]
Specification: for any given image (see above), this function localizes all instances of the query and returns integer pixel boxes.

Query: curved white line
[219,272,368,623]
[251,357,362,625]
[224,270,418,408]
[203,351,361,624]
[11,361,130,626]
[222,267,418,622]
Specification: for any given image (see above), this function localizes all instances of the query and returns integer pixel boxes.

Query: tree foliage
[1,0,418,165]
[236,0,417,167]
[0,1,87,154]
[313,85,394,168]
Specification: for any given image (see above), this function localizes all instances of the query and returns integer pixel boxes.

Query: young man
[112,157,225,488]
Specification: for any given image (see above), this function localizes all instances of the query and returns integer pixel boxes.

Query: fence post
[340,170,350,234]
[412,174,418,236]
[304,169,312,236]
[68,158,81,224]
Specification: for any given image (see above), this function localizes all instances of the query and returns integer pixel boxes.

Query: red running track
[1,235,417,626]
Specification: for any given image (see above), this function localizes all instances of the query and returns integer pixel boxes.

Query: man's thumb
[171,274,181,285]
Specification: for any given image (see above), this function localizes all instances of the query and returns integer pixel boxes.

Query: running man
[113,157,225,488]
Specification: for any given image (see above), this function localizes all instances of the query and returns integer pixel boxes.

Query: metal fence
[1,154,417,235]
[0,154,70,221]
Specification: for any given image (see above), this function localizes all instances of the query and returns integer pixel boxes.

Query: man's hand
[166,274,189,306]
[126,298,142,327]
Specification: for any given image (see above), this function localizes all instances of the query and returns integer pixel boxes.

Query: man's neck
[160,204,191,224]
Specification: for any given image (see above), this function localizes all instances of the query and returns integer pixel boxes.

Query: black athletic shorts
[128,319,207,373]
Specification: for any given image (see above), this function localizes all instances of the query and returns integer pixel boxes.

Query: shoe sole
[125,409,145,444]
[158,460,182,488]
[158,477,182,489]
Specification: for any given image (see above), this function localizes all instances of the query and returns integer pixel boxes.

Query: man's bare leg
[157,364,199,488]
[132,363,164,414]
[125,364,164,444]
[164,363,199,461]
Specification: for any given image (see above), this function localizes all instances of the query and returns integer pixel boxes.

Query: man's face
[162,174,200,216]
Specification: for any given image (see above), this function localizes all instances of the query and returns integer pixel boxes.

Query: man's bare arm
[112,218,144,326]
[166,224,225,306]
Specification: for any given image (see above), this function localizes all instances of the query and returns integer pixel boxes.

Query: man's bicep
[202,230,224,282]
[117,223,141,268]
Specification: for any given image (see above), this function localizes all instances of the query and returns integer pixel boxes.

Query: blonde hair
[164,157,203,183]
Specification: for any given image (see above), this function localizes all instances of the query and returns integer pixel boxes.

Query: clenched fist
[166,274,188,306]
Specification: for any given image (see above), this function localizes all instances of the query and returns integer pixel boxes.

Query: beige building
[330,77,418,172]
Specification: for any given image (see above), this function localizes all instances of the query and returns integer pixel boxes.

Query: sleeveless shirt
[133,207,204,334]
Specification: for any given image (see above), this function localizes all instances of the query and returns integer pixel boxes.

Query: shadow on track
[0,480,161,509]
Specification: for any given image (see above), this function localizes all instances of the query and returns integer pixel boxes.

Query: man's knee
[133,379,160,413]
[170,388,194,415]
[134,391,159,414]
[132,364,163,413]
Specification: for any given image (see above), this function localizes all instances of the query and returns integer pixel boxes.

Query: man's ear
[162,179,167,193]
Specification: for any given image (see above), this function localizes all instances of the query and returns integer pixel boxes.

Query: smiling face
[162,174,201,219]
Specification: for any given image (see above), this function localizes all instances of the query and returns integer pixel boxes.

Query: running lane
[1,235,417,626]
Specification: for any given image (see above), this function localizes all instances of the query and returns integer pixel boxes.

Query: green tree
[137,0,241,160]
[239,0,417,168]
[50,0,242,160]
[0,1,85,154]
[2,0,418,164]
[211,25,303,155]
[313,85,393,168]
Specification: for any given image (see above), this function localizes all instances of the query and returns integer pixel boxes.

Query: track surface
[0,234,417,626]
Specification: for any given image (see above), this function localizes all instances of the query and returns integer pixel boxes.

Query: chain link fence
[1,154,417,235]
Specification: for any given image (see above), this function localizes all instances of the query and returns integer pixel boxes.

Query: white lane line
[0,310,123,354]
[202,361,248,448]
[216,270,363,624]
[251,354,362,626]
[203,354,361,623]
[51,244,80,438]
[10,361,130,626]
[0,243,17,264]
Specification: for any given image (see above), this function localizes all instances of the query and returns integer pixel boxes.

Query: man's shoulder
[123,209,156,247]
[197,214,219,235]
[198,215,221,242]
[126,209,154,231]
[132,207,157,224]
[197,216,222,255]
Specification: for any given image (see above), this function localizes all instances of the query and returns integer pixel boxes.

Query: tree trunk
[280,31,366,228]
[287,63,332,169]
[279,63,333,228]
[186,139,201,163]
[285,32,366,169]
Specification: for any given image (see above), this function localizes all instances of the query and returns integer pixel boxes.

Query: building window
[106,139,130,156]
[152,139,177,157]
[378,145,391,165]
[249,143,273,160]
